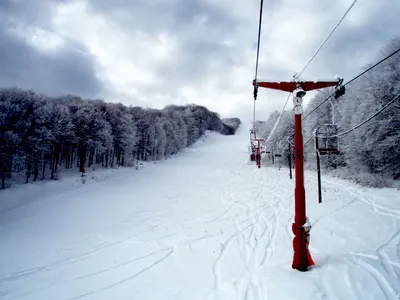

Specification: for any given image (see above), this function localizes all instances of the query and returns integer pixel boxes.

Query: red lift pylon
[250,126,264,168]
[253,78,341,271]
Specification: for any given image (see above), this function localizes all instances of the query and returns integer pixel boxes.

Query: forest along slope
[1,126,400,300]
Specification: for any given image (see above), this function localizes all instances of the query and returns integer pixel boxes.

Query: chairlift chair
[315,124,340,155]
[248,145,256,161]
[249,129,257,161]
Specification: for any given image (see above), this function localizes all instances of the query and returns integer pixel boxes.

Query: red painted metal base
[292,224,314,271]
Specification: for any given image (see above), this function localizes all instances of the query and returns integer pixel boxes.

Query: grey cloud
[86,0,245,95]
[0,28,102,98]
[0,0,69,28]
[0,0,102,98]
[87,0,238,33]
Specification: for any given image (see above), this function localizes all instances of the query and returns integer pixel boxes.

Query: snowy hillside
[1,126,400,300]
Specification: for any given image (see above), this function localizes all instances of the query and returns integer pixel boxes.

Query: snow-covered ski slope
[1,126,400,300]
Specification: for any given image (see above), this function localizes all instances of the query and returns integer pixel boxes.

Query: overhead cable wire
[342,47,400,87]
[252,0,290,142]
[304,135,313,145]
[253,98,257,129]
[303,92,400,148]
[331,92,400,137]
[254,0,264,82]
[297,0,358,78]
[264,93,292,143]
[252,0,264,127]
[267,1,357,147]
[302,46,400,120]
[285,1,358,146]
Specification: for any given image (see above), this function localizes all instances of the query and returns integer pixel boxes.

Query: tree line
[0,91,240,189]
[257,37,400,187]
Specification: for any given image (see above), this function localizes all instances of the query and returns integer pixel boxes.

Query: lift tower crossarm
[253,80,340,93]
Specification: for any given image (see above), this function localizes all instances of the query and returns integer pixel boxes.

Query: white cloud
[7,24,65,52]
[52,0,177,99]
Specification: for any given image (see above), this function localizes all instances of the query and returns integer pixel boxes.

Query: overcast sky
[0,0,399,122]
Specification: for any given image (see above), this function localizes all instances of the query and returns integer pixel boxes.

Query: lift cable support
[253,78,342,272]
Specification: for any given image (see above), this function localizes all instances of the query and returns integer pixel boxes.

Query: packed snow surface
[1,127,400,300]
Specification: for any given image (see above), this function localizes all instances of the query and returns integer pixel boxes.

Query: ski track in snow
[1,128,400,299]
[66,246,176,300]
[319,177,400,220]
[309,175,400,300]
[208,168,288,300]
